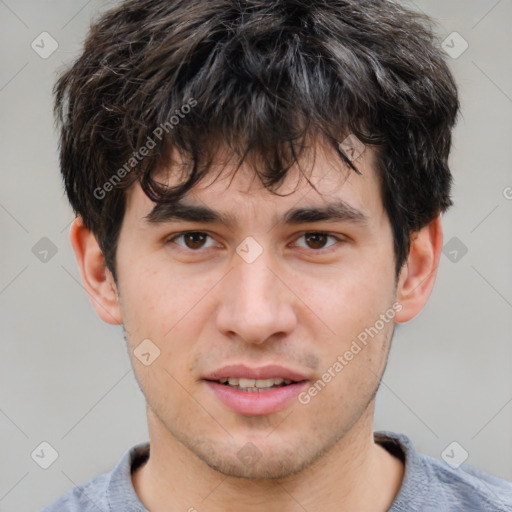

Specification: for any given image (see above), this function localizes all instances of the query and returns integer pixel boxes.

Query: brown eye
[304,233,330,250]
[295,232,340,251]
[168,232,214,250]
[183,232,207,249]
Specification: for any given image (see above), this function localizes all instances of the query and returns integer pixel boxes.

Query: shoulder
[40,472,111,512]
[40,442,150,512]
[376,431,512,512]
[420,451,512,511]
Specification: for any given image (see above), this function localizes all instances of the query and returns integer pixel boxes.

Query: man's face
[114,140,400,479]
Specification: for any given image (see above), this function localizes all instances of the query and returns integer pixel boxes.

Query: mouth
[208,377,302,392]
[202,365,310,415]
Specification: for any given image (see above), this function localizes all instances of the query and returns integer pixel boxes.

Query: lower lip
[203,380,309,416]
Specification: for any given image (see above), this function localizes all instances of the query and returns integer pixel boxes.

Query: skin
[70,138,443,512]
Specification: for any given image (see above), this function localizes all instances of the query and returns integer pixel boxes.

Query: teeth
[255,378,280,388]
[218,377,294,388]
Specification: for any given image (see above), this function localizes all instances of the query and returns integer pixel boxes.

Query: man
[43,0,512,510]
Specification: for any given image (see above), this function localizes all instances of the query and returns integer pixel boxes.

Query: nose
[215,249,298,345]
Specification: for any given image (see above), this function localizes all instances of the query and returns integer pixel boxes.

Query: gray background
[1,1,511,510]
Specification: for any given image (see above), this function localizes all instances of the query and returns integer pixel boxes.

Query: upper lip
[203,364,309,382]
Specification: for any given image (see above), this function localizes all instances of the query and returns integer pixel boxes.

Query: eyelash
[165,231,346,253]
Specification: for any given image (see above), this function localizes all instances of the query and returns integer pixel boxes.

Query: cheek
[299,320,394,418]
[118,266,168,339]
[296,257,394,340]
[118,258,218,351]
[292,259,396,402]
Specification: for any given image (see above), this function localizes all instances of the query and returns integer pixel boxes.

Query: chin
[191,439,315,480]
[205,455,306,480]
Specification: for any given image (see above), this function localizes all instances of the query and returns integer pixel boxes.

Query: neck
[132,404,404,512]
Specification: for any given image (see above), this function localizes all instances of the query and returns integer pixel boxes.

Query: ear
[394,215,443,323]
[69,216,123,325]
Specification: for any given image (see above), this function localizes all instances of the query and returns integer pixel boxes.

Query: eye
[293,232,343,251]
[165,231,345,253]
[166,231,217,250]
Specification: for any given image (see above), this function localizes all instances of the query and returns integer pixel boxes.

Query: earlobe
[394,215,443,324]
[69,216,123,325]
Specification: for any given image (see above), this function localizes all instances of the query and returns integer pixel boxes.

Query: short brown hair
[53,0,460,281]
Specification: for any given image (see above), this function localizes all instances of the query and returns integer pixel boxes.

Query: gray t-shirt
[41,431,512,511]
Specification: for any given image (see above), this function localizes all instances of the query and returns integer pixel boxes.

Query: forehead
[124,139,384,225]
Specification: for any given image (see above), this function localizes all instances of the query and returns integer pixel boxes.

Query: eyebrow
[145,198,368,228]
